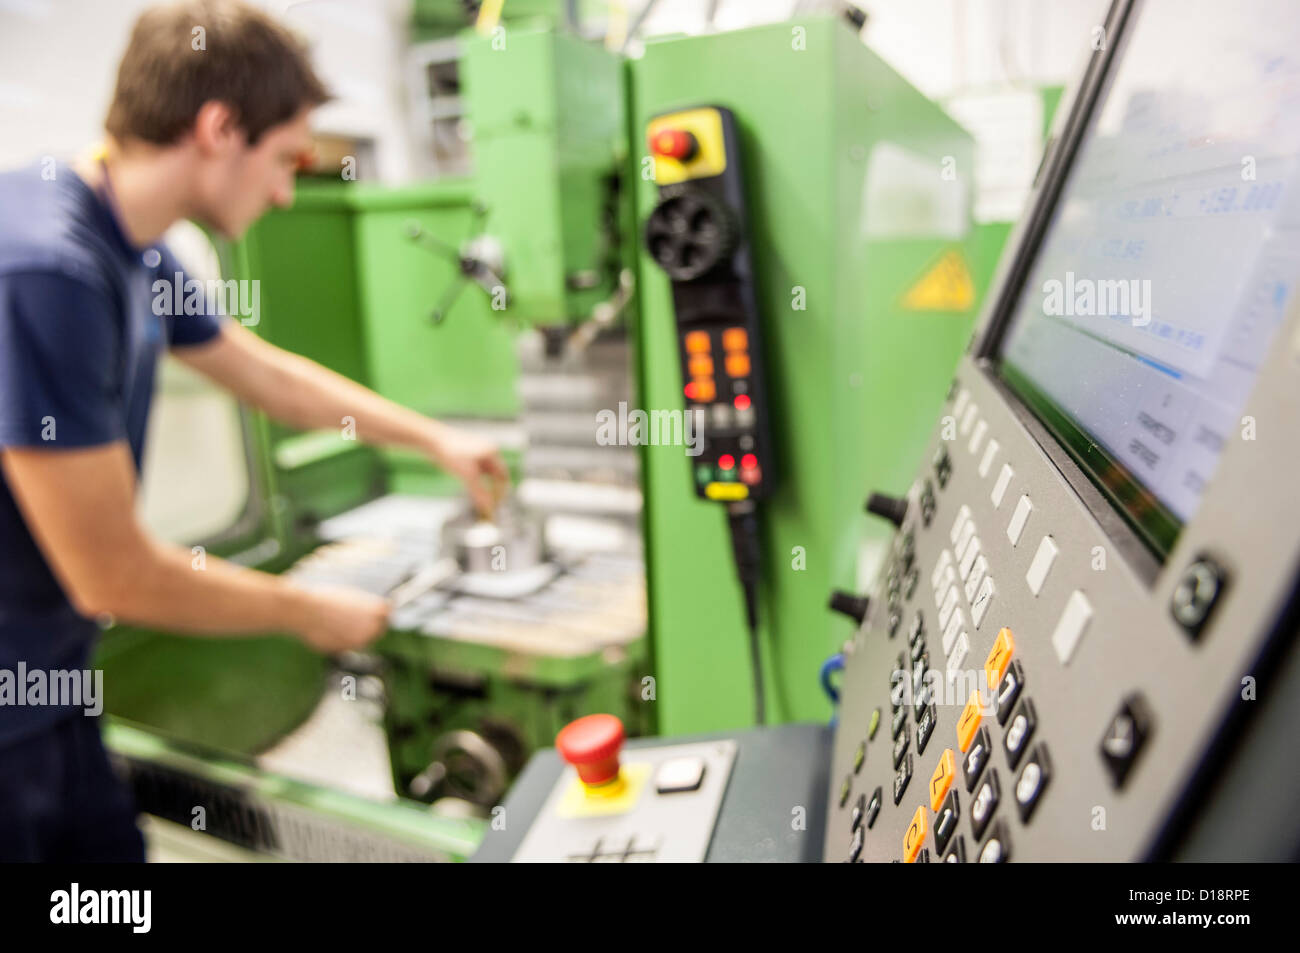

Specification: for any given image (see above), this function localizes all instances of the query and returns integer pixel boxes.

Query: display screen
[997,0,1300,558]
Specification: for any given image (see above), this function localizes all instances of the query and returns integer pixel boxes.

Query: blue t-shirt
[0,161,222,744]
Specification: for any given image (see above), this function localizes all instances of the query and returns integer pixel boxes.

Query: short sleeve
[0,270,126,449]
[153,245,224,349]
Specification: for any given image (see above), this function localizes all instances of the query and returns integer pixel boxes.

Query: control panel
[644,106,773,503]
[510,715,737,862]
[824,0,1300,862]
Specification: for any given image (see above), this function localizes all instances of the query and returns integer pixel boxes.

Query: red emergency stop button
[650,128,698,161]
[556,714,625,787]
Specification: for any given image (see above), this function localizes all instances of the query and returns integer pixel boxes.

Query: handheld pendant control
[644,105,774,503]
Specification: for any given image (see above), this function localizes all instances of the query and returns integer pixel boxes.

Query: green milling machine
[92,3,1010,861]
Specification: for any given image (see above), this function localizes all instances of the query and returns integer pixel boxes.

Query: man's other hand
[289,585,390,653]
[426,423,510,518]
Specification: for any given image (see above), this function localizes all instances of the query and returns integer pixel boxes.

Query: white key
[943,609,965,656]
[979,439,999,478]
[954,521,976,562]
[971,576,996,629]
[959,537,982,581]
[1051,590,1094,664]
[965,555,988,601]
[991,464,1014,508]
[1007,495,1033,546]
[950,505,972,545]
[938,586,959,630]
[969,420,987,455]
[935,565,957,604]
[931,549,954,591]
[953,388,970,419]
[947,631,970,674]
[960,404,979,436]
[1026,536,1059,596]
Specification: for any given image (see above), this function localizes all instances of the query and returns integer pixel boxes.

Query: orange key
[985,627,1015,691]
[957,691,983,753]
[693,378,716,402]
[685,330,711,354]
[903,805,928,863]
[725,353,751,377]
[929,749,955,813]
[722,327,748,351]
[689,355,714,377]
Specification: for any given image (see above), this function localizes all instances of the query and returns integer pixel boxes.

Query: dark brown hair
[105,0,330,146]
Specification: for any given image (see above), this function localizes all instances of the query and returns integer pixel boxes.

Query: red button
[650,128,698,161]
[556,714,624,787]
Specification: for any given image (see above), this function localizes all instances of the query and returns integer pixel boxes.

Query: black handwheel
[644,188,736,281]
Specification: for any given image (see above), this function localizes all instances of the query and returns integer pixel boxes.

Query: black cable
[727,502,765,725]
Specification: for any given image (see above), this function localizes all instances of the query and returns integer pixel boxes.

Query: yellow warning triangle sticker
[901,249,975,312]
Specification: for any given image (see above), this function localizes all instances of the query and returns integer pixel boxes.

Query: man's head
[105,0,329,238]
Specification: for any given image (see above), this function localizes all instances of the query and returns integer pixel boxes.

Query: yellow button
[685,330,711,354]
[985,627,1015,690]
[928,748,955,813]
[957,690,982,753]
[705,482,749,501]
[903,805,928,863]
[689,355,714,377]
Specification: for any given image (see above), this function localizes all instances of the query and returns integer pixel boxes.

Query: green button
[854,742,866,774]
[868,707,881,740]
[695,464,713,484]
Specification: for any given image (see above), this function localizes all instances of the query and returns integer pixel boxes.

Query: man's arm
[175,322,509,515]
[0,441,388,652]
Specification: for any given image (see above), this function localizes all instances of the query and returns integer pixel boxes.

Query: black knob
[865,493,908,528]
[644,188,737,282]
[829,590,870,625]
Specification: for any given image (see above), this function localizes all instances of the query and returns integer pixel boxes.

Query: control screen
[997,0,1300,557]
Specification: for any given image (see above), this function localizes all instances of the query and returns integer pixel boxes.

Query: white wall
[0,0,417,180]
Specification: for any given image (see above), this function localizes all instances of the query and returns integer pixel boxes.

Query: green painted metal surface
[628,17,993,733]
[106,720,484,861]
[98,632,327,755]
[379,628,650,799]
[460,24,628,326]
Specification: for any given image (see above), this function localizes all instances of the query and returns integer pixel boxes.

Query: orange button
[928,748,955,813]
[685,330,711,354]
[957,690,982,753]
[985,627,1015,691]
[722,327,748,351]
[903,805,928,863]
[725,353,751,377]
[689,355,714,377]
[693,378,716,402]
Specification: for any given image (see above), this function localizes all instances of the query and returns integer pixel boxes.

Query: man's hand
[288,584,390,653]
[424,423,510,518]
[178,324,512,516]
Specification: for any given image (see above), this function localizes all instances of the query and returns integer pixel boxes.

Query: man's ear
[191,100,243,157]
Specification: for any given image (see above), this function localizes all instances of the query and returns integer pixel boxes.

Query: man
[0,0,508,860]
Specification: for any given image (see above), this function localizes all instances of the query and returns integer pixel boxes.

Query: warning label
[902,249,975,312]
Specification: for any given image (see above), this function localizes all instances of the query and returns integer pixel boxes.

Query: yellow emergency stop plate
[647,108,728,185]
[554,762,652,819]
